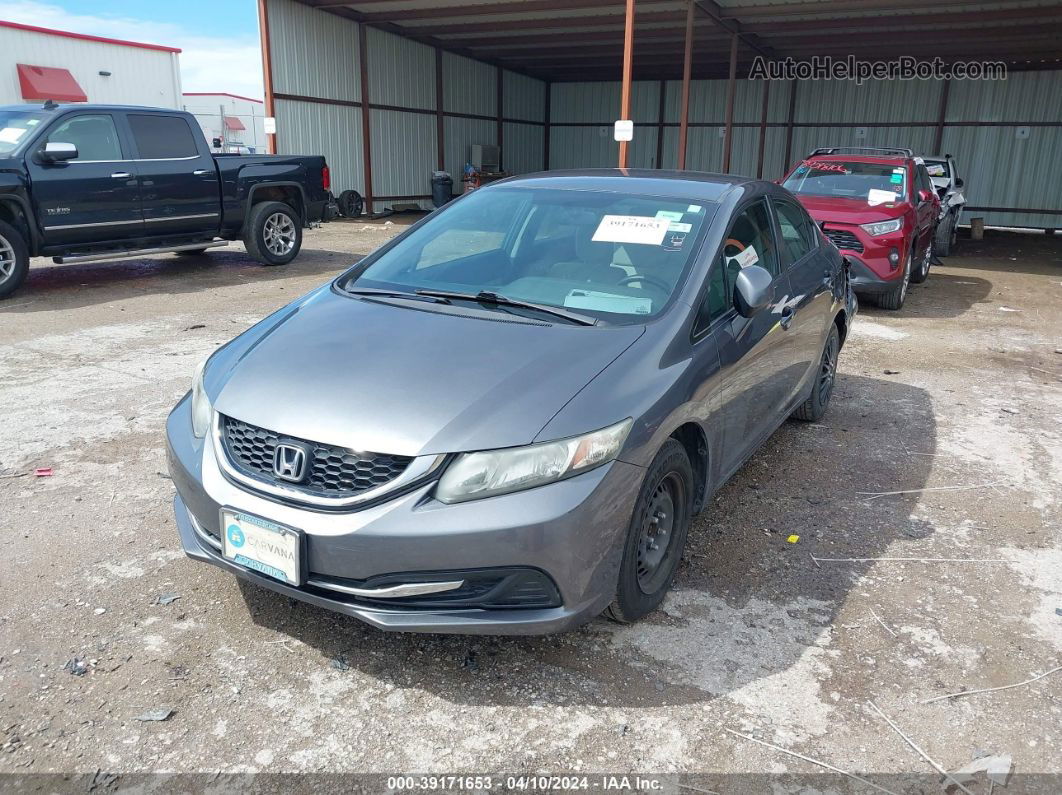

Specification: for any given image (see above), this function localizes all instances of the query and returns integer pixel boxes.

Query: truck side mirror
[41,141,78,162]
[212,137,223,149]
[954,177,964,189]
[733,265,775,317]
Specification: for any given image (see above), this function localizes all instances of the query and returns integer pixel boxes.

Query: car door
[28,112,143,246]
[125,112,220,236]
[707,199,800,476]
[913,164,937,250]
[771,196,833,405]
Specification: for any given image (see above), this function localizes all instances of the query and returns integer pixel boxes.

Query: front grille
[221,415,413,499]
[824,228,864,253]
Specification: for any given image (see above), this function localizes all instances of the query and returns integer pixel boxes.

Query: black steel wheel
[606,438,693,623]
[792,324,841,423]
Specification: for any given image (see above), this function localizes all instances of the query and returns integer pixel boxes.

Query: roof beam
[692,0,772,57]
[721,0,1018,18]
[396,9,690,36]
[351,0,677,23]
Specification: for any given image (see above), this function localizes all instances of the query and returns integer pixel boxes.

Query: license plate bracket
[220,508,305,586]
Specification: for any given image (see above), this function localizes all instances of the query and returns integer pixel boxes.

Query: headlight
[435,418,633,504]
[859,218,903,237]
[190,356,213,438]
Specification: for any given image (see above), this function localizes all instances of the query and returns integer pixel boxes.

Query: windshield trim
[333,185,718,327]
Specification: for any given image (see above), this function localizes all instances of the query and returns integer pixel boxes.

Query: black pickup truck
[0,103,332,298]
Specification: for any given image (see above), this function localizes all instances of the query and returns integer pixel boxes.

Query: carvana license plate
[220,509,303,586]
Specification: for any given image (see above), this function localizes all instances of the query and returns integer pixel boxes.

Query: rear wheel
[605,439,693,624]
[0,220,30,299]
[877,246,911,310]
[244,201,302,266]
[792,325,840,422]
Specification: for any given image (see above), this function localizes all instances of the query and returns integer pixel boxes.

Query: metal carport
[258,0,1062,230]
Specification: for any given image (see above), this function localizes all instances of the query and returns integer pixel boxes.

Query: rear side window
[45,114,122,161]
[128,114,198,159]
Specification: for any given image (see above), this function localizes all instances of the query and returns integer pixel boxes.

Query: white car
[923,154,965,256]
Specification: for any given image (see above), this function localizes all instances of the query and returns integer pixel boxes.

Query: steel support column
[618,0,635,168]
[358,23,374,215]
[721,32,738,173]
[257,0,276,154]
[677,0,694,169]
[756,79,770,178]
[934,78,951,153]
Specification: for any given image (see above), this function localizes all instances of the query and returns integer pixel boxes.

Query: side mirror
[733,265,775,318]
[42,142,78,162]
[954,177,964,189]
[918,188,932,203]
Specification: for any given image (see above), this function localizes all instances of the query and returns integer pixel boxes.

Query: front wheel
[605,439,693,624]
[243,201,302,266]
[909,238,933,284]
[934,214,957,257]
[0,219,30,299]
[792,325,840,422]
[877,246,911,310]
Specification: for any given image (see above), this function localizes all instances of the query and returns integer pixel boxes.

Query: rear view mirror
[733,265,774,317]
[42,142,78,162]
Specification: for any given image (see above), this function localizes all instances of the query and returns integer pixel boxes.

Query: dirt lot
[1,218,1060,789]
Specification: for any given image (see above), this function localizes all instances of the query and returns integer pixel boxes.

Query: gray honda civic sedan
[166,169,856,635]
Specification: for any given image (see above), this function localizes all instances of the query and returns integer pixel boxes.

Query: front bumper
[825,224,908,294]
[166,395,644,634]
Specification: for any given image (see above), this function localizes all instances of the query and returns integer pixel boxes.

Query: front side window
[339,187,716,324]
[721,200,779,288]
[0,110,46,156]
[128,114,198,159]
[45,114,122,161]
[783,159,908,202]
[774,199,816,265]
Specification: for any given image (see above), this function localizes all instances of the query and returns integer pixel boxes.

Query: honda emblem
[273,443,308,483]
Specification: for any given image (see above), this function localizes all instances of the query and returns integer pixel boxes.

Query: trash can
[431,171,453,208]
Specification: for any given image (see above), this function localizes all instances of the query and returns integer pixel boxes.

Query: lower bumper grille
[824,228,864,253]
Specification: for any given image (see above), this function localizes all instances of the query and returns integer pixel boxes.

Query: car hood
[794,194,910,225]
[210,287,644,457]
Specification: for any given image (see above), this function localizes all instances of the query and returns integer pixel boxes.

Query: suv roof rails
[808,146,914,158]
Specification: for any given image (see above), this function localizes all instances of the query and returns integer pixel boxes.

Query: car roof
[0,102,181,113]
[488,168,766,203]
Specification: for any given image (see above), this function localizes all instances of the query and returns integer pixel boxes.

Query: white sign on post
[614,119,633,142]
[263,117,277,135]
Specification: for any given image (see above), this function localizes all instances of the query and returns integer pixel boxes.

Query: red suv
[781,147,940,310]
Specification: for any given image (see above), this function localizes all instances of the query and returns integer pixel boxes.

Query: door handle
[780,307,795,330]
[111,172,132,179]
[193,169,210,176]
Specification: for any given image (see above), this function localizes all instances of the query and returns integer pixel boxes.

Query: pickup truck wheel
[244,201,302,266]
[605,439,693,624]
[0,220,30,299]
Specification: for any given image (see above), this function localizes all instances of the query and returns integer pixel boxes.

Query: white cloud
[0,1,263,99]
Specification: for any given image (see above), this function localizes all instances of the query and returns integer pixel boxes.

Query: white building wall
[183,94,267,153]
[0,24,181,108]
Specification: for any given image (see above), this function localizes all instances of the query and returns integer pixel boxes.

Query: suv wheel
[792,325,840,422]
[909,239,933,284]
[0,220,30,299]
[878,246,911,310]
[244,201,302,266]
[605,438,693,623]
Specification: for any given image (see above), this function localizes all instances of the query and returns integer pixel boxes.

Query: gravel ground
[1,218,1060,788]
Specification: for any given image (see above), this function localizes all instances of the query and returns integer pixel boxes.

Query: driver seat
[550,226,622,283]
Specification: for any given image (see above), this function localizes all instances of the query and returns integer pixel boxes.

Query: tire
[934,215,953,257]
[0,219,30,300]
[243,201,302,266]
[337,189,363,218]
[791,324,840,423]
[175,248,209,257]
[877,245,911,310]
[605,438,694,624]
[909,238,932,284]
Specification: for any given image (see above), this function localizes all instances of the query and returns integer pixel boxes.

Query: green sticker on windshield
[890,173,903,184]
[655,210,684,222]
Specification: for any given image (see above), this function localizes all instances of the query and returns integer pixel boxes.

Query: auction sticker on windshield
[220,509,302,585]
[593,215,670,245]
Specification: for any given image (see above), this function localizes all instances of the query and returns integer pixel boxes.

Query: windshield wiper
[415,289,597,326]
[343,286,451,304]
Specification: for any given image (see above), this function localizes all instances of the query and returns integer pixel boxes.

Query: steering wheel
[723,237,747,258]
[618,274,671,292]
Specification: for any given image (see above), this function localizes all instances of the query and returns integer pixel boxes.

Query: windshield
[923,158,950,186]
[0,111,47,155]
[338,187,715,324]
[783,160,908,202]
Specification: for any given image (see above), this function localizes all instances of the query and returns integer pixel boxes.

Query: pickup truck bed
[0,102,332,297]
